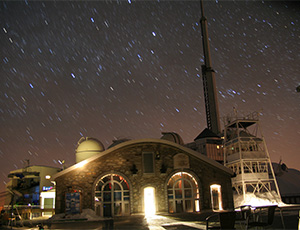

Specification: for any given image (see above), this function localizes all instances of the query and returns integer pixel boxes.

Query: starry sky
[1,0,299,200]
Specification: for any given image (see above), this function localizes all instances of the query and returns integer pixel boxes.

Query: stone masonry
[54,139,233,215]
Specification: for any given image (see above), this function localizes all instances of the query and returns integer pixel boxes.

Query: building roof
[194,128,220,141]
[107,138,131,149]
[53,138,233,179]
[160,132,184,145]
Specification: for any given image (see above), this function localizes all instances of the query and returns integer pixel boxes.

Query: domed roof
[76,137,105,153]
[160,132,184,145]
[107,138,131,149]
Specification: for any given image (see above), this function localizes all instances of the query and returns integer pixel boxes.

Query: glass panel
[185,200,193,212]
[212,189,219,210]
[114,183,121,190]
[44,198,53,209]
[143,152,154,173]
[168,189,173,195]
[114,192,122,201]
[95,192,102,197]
[183,180,191,188]
[175,200,183,213]
[114,203,122,215]
[104,183,111,191]
[175,189,182,198]
[103,192,111,202]
[103,203,112,217]
[174,181,182,189]
[184,189,192,198]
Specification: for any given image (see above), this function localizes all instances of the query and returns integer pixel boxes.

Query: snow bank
[49,209,105,221]
[234,191,284,208]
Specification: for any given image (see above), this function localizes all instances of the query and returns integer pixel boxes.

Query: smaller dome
[76,137,105,153]
[160,132,184,145]
[107,138,131,149]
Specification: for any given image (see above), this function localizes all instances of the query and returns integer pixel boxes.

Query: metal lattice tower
[223,111,282,207]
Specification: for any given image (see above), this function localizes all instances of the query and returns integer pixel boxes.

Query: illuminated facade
[5,165,60,218]
[54,135,233,217]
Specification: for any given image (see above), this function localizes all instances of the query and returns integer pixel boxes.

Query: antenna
[199,0,221,135]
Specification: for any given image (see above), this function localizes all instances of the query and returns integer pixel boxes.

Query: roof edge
[53,138,232,179]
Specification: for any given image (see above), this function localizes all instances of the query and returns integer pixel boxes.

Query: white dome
[75,137,104,163]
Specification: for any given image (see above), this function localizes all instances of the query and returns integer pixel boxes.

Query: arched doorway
[94,174,130,217]
[167,171,200,213]
[144,187,156,216]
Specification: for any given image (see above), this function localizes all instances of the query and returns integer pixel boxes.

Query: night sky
[1,1,299,199]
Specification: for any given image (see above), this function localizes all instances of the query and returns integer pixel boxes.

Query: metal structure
[200,0,221,135]
[223,111,281,207]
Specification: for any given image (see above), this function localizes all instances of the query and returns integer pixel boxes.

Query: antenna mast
[200,0,221,135]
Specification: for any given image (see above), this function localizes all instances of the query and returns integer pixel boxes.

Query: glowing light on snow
[234,192,283,208]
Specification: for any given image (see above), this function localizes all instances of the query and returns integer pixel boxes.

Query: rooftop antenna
[200,0,221,135]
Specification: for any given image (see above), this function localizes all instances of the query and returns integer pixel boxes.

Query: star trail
[0,0,299,198]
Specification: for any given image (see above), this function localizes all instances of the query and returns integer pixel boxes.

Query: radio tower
[200,0,221,135]
[185,0,223,163]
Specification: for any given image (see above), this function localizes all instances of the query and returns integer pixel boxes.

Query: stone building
[53,134,233,217]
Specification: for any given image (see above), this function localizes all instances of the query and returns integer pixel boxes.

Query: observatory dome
[160,132,184,145]
[75,137,104,163]
[107,138,131,149]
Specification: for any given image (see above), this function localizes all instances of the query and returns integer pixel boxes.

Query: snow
[234,191,283,208]
[273,163,300,196]
[49,209,106,221]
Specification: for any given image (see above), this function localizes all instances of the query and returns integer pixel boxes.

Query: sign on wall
[174,153,190,169]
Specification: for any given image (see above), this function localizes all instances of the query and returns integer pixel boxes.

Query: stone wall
[55,141,233,214]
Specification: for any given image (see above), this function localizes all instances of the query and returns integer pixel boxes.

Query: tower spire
[200,0,221,135]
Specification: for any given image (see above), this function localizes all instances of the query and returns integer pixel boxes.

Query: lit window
[94,174,130,217]
[210,184,223,211]
[167,172,200,213]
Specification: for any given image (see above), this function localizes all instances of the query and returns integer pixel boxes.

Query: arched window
[167,172,200,213]
[94,174,130,217]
